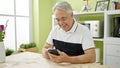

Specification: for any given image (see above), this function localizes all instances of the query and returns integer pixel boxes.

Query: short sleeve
[46,26,58,45]
[82,27,95,50]
[46,31,53,45]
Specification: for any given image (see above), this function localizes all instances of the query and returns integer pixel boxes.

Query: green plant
[0,20,8,42]
[20,42,36,49]
[5,48,14,56]
[0,25,5,42]
[29,42,36,48]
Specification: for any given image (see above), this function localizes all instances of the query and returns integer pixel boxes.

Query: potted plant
[5,48,14,56]
[0,20,8,62]
[18,42,38,53]
[0,25,6,62]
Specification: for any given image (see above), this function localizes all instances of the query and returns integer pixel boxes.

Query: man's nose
[58,20,64,25]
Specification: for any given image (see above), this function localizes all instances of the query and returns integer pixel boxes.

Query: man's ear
[71,12,73,17]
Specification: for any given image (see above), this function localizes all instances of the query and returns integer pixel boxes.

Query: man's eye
[55,17,67,22]
[56,19,58,21]
[61,17,66,21]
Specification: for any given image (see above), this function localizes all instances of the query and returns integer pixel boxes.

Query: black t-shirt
[53,39,84,56]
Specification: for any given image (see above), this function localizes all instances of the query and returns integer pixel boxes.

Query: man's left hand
[48,50,70,63]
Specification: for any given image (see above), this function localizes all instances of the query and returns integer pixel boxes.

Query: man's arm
[42,43,53,59]
[48,48,96,64]
[67,48,96,64]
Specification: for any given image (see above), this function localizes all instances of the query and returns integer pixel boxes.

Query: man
[42,1,96,64]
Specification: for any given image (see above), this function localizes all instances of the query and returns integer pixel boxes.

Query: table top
[0,52,111,68]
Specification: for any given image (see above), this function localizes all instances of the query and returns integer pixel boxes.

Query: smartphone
[48,49,60,56]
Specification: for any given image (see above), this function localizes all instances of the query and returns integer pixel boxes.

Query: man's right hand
[42,43,53,59]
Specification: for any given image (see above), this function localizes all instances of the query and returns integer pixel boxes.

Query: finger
[48,53,54,60]
[57,50,65,55]
[59,51,68,57]
[48,52,57,58]
[57,49,62,54]
[48,53,58,62]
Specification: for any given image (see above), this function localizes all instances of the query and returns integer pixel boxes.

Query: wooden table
[0,52,111,68]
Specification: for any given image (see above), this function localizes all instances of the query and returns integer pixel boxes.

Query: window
[0,0,32,51]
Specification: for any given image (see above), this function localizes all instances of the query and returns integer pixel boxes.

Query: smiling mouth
[61,24,67,28]
[62,25,69,31]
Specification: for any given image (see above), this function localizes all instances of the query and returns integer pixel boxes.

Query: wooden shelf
[93,38,103,41]
[106,10,120,15]
[74,11,104,15]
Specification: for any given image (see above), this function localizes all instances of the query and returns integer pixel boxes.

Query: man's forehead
[54,14,67,18]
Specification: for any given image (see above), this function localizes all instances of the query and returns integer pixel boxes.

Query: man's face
[54,9,74,32]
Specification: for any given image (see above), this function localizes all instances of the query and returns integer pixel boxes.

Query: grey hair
[52,1,73,14]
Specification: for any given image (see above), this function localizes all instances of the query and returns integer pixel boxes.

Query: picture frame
[95,1,109,11]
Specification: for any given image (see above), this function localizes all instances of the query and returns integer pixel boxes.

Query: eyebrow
[55,15,68,19]
[56,16,66,19]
